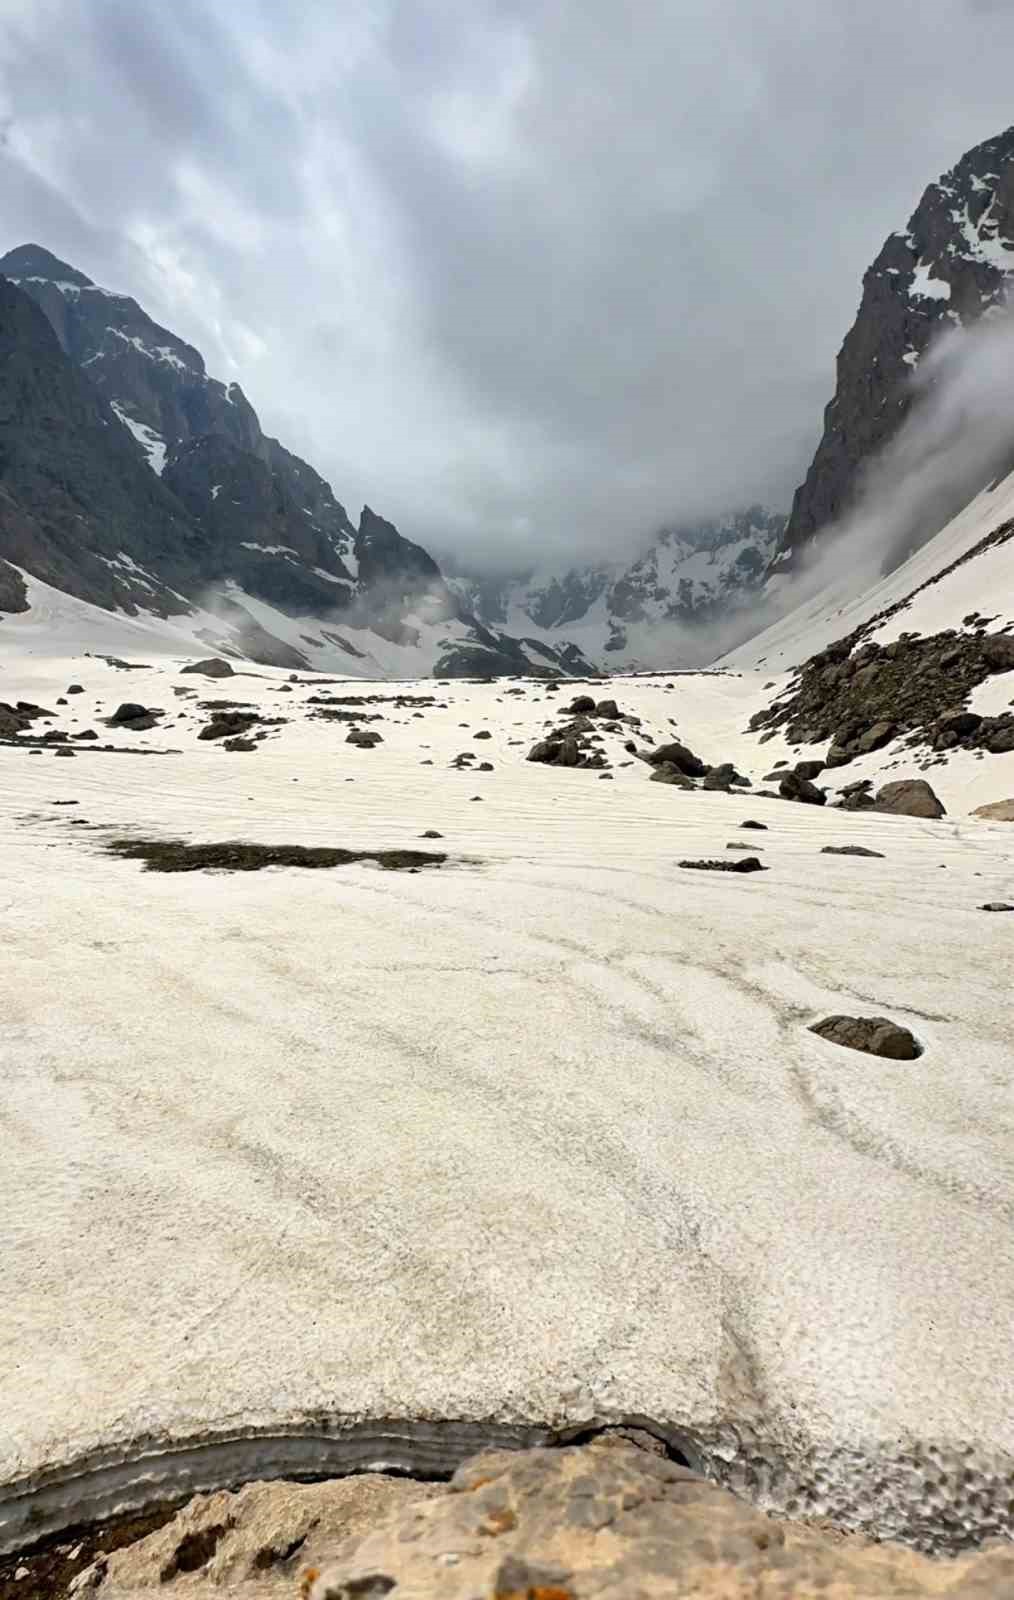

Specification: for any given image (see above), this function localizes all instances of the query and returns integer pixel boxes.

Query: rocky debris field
[14,1437,1012,1600]
[749,620,1014,772]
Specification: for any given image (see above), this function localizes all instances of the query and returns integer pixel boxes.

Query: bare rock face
[810,1015,922,1060]
[70,1442,1014,1599]
[306,1442,1013,1600]
[874,779,946,818]
[72,1475,440,1597]
[776,125,1014,567]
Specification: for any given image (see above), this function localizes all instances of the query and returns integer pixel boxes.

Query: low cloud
[5,2,1014,571]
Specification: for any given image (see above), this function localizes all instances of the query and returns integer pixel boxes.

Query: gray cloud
[3,0,1014,574]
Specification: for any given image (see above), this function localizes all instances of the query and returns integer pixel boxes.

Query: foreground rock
[810,1015,922,1060]
[69,1441,1014,1599]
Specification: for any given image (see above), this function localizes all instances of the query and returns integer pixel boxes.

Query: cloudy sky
[3,0,1014,573]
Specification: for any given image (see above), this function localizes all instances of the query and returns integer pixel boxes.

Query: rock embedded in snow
[810,1016,922,1061]
[678,856,766,874]
[346,728,383,748]
[180,658,235,679]
[972,799,1014,821]
[874,779,946,819]
[821,845,886,859]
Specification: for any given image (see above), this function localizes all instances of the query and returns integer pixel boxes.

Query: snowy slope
[2,641,1014,1554]
[723,467,1014,672]
[0,567,583,681]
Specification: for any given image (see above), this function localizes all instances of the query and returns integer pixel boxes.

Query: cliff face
[0,246,595,675]
[777,126,1014,564]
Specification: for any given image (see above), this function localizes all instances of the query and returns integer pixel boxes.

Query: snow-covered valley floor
[2,651,1014,1554]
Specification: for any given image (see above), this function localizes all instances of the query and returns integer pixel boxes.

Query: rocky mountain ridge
[451,507,785,669]
[0,245,592,676]
[776,124,1014,568]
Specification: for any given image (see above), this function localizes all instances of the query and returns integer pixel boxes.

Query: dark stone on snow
[980,902,1014,912]
[779,771,826,805]
[809,1015,922,1060]
[740,819,767,830]
[646,740,708,778]
[346,728,383,748]
[678,856,766,873]
[180,658,235,679]
[821,845,885,858]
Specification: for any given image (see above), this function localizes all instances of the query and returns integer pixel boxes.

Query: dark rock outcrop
[776,126,1014,566]
[750,622,1014,769]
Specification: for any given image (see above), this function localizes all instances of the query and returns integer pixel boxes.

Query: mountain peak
[0,243,93,288]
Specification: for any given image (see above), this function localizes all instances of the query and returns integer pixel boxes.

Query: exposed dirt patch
[104,839,449,873]
[0,1502,179,1600]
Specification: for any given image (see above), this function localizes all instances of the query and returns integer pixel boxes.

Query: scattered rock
[809,1015,922,1060]
[420,830,444,839]
[980,902,1014,912]
[595,698,619,718]
[200,713,259,743]
[740,819,767,830]
[821,845,885,858]
[874,779,945,818]
[598,772,614,780]
[346,729,383,748]
[473,730,492,740]
[678,856,766,873]
[567,694,597,713]
[66,684,85,694]
[223,738,258,753]
[180,658,235,679]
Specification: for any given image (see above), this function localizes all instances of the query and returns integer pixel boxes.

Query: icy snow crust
[2,617,1014,1553]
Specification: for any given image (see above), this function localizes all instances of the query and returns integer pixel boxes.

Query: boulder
[678,856,766,873]
[793,758,826,780]
[527,739,558,764]
[979,716,1014,754]
[874,779,945,818]
[650,766,696,789]
[567,694,596,714]
[595,698,620,718]
[646,740,708,778]
[981,632,1014,671]
[346,728,383,748]
[779,771,826,805]
[972,798,1014,822]
[810,1015,922,1060]
[180,657,235,679]
[109,702,149,725]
